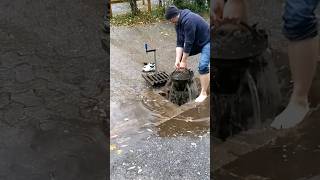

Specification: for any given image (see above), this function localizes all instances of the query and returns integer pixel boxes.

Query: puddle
[110,100,156,138]
[215,110,320,180]
[110,87,210,139]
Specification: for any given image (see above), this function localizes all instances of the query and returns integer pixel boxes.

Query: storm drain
[142,71,169,87]
[161,68,199,106]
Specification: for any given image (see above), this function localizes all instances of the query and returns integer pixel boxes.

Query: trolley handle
[144,43,157,73]
[144,43,156,53]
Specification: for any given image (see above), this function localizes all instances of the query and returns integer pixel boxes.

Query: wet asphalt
[0,0,108,179]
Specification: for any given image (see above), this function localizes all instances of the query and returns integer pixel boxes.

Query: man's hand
[212,0,225,26]
[174,59,187,69]
[223,0,247,24]
[175,47,183,68]
[212,0,247,26]
[179,61,187,68]
[174,59,181,68]
[175,51,189,69]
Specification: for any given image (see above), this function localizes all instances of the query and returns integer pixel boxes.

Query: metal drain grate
[142,71,169,87]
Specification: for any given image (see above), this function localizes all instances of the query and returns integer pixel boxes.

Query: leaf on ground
[127,166,136,170]
[111,134,118,139]
[116,150,123,155]
[110,144,117,151]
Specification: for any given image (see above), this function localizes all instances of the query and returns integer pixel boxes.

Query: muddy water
[215,108,320,180]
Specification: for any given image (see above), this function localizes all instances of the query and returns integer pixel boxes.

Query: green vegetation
[110,0,209,26]
[111,7,166,26]
[172,0,209,14]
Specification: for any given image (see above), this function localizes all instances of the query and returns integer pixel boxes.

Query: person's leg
[196,43,210,103]
[271,0,320,129]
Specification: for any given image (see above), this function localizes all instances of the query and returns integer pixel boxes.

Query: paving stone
[15,64,34,82]
[0,0,107,179]
[0,52,25,68]
[24,106,50,121]
[39,119,59,131]
[11,90,42,107]
[3,103,25,126]
[0,92,10,109]
[0,67,15,84]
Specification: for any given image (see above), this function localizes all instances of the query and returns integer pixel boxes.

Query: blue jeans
[283,0,320,41]
[198,43,210,75]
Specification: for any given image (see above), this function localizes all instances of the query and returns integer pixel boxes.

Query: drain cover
[142,71,169,87]
[171,68,194,81]
[168,69,198,105]
[211,22,268,60]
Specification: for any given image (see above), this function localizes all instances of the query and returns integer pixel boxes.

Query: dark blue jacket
[175,9,210,56]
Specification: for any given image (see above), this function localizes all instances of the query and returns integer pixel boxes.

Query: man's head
[165,5,180,24]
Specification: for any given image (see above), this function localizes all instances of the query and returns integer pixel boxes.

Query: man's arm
[180,52,189,65]
[176,26,184,48]
[211,0,225,26]
[175,47,183,66]
[175,47,189,69]
[175,47,189,68]
[175,25,185,68]
[179,20,196,67]
[183,21,196,55]
[223,0,247,23]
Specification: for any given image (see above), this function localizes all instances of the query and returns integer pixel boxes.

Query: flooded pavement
[214,105,320,180]
[212,0,320,179]
[110,22,203,135]
[110,22,210,179]
[0,0,107,179]
[110,1,320,179]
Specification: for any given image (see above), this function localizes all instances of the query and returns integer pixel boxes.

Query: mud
[0,0,108,179]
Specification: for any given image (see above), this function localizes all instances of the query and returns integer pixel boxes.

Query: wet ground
[110,22,210,179]
[109,0,320,179]
[0,0,107,179]
[213,0,320,179]
[214,105,320,180]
